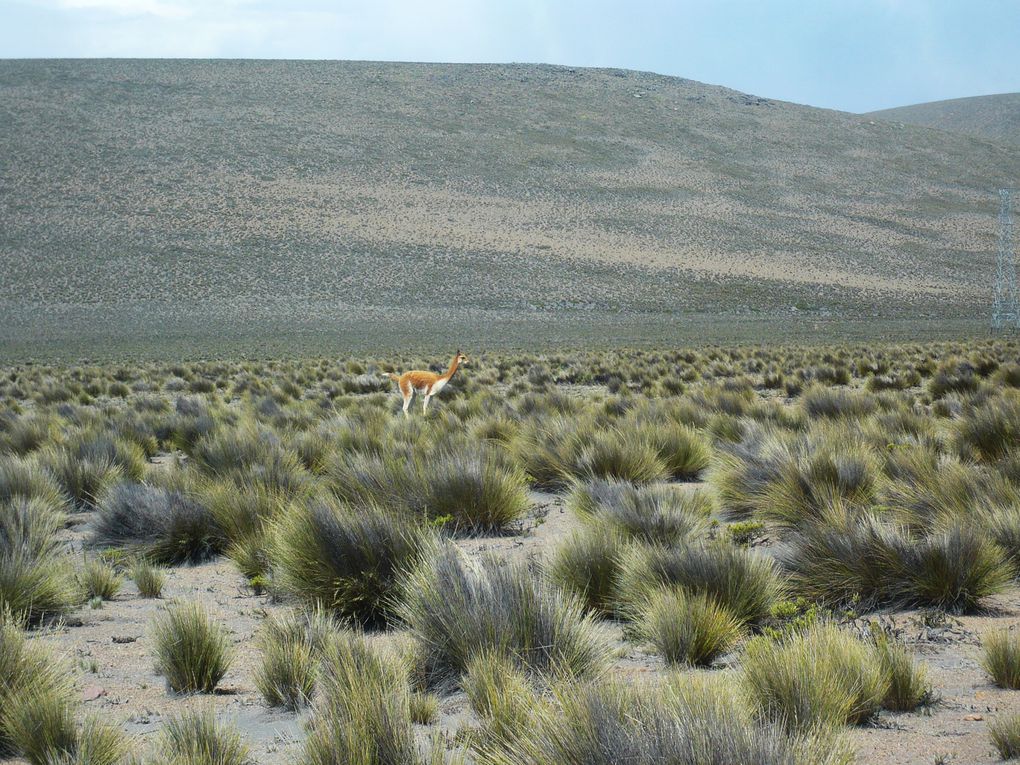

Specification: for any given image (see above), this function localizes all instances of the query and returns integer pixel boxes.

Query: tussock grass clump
[956,394,1020,463]
[202,480,292,578]
[272,499,426,627]
[189,421,309,494]
[483,673,853,765]
[742,622,888,731]
[152,601,232,693]
[565,428,668,484]
[254,608,341,710]
[763,439,878,528]
[929,360,979,400]
[906,522,1009,612]
[299,630,444,765]
[871,626,932,711]
[131,558,166,598]
[634,589,744,666]
[982,629,1020,689]
[547,525,626,616]
[634,421,712,480]
[619,542,784,627]
[0,496,75,621]
[569,480,710,544]
[991,714,1020,760]
[463,651,535,757]
[77,559,123,601]
[397,542,610,688]
[40,447,123,510]
[92,481,224,564]
[508,415,592,489]
[150,709,250,765]
[0,612,72,756]
[330,445,530,533]
[1,685,129,765]
[784,515,1007,613]
[0,454,66,510]
[2,684,129,765]
[0,413,57,456]
[801,386,877,420]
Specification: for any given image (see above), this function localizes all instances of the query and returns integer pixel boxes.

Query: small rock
[112,635,137,644]
[964,714,984,721]
[82,685,106,702]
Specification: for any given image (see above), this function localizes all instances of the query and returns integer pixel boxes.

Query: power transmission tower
[992,188,1020,332]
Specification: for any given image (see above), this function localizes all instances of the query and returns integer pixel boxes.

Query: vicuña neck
[443,355,460,380]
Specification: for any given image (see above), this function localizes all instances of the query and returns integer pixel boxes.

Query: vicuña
[388,351,468,416]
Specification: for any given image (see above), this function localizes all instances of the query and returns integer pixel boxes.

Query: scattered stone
[112,635,137,644]
[82,685,106,702]
[964,714,984,721]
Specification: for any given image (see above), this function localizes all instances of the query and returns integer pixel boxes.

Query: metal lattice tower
[992,189,1020,332]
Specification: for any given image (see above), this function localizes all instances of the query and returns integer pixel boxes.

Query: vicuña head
[388,350,468,416]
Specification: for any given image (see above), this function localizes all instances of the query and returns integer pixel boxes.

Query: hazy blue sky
[2,0,1018,112]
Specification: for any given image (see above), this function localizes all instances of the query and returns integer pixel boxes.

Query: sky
[2,0,1019,113]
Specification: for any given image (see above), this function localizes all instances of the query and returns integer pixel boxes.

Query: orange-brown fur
[388,351,467,415]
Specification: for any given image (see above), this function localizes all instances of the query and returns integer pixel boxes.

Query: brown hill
[0,60,1016,358]
[867,93,1020,146]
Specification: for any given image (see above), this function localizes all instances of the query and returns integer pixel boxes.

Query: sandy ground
[10,482,1020,764]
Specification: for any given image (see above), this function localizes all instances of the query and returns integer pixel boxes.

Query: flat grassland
[3,339,1020,764]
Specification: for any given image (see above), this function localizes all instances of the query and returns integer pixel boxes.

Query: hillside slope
[1,60,1016,358]
[867,93,1020,146]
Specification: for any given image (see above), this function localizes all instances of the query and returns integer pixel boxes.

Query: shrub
[397,542,610,689]
[152,601,232,693]
[0,497,75,622]
[77,559,123,601]
[991,714,1020,760]
[272,499,426,627]
[92,482,224,564]
[131,558,166,598]
[619,542,784,627]
[634,589,744,666]
[742,622,888,731]
[150,709,250,765]
[983,629,1020,689]
[547,525,626,616]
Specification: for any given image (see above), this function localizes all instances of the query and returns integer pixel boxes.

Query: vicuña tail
[387,373,401,382]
